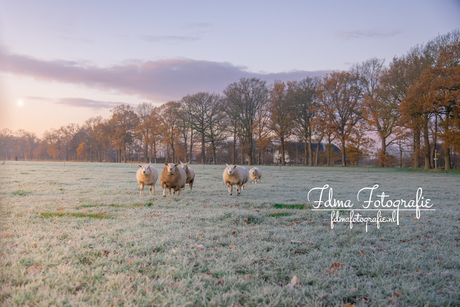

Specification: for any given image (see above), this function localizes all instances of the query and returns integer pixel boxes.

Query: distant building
[273,142,340,164]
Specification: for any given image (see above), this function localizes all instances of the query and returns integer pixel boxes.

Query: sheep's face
[252,170,257,175]
[165,163,178,175]
[139,165,151,176]
[179,162,188,171]
[225,164,237,175]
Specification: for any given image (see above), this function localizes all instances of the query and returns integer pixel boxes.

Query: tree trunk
[423,117,431,170]
[201,133,205,164]
[189,130,194,163]
[212,141,217,164]
[304,138,308,166]
[257,140,261,165]
[444,115,451,170]
[248,133,253,165]
[413,126,421,168]
[232,130,236,164]
[445,148,451,170]
[171,141,176,164]
[281,137,285,166]
[308,133,313,166]
[341,137,346,166]
[379,136,386,167]
[296,143,299,165]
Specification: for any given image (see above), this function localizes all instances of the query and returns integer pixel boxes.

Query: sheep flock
[137,163,259,197]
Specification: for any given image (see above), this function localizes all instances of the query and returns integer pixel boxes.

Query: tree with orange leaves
[405,41,460,169]
[316,71,362,166]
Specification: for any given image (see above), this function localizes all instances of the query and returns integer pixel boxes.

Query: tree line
[1,30,459,169]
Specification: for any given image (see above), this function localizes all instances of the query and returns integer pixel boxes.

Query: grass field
[1,162,459,306]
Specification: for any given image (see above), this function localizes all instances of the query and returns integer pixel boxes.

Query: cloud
[337,30,401,40]
[25,96,124,109]
[0,47,330,102]
[140,35,200,43]
[56,98,123,109]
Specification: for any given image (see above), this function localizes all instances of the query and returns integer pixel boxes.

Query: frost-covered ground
[1,162,459,306]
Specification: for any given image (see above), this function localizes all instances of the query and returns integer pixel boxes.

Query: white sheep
[249,167,262,184]
[136,164,159,195]
[179,161,195,190]
[160,163,186,197]
[223,164,249,196]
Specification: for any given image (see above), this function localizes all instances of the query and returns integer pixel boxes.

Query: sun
[17,99,24,107]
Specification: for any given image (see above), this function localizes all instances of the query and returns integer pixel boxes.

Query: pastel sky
[1,0,459,135]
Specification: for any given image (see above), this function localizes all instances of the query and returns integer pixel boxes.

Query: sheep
[249,167,262,184]
[223,164,249,196]
[136,164,159,195]
[179,161,195,190]
[160,163,186,197]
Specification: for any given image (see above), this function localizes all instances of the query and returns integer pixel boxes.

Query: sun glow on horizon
[17,99,24,107]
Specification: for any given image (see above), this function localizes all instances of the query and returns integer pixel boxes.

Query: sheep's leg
[189,179,193,190]
[168,188,171,195]
[176,189,180,196]
[149,185,153,195]
[162,187,166,197]
[227,183,232,195]
[236,184,241,196]
[139,183,144,195]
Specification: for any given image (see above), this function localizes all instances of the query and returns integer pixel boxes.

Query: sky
[1,0,459,136]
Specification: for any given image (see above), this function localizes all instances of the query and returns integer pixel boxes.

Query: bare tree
[268,80,295,165]
[205,95,229,164]
[159,101,181,163]
[290,77,321,165]
[135,102,154,162]
[224,78,269,165]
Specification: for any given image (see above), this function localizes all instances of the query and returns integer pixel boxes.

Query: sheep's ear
[226,163,229,167]
[234,165,237,168]
[165,163,168,165]
[138,165,142,168]
[175,163,178,166]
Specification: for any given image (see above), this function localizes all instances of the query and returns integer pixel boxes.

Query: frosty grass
[1,161,459,306]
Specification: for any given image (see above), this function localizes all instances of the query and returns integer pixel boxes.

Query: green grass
[267,212,293,217]
[39,212,113,219]
[0,161,459,306]
[11,190,30,196]
[274,203,307,209]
